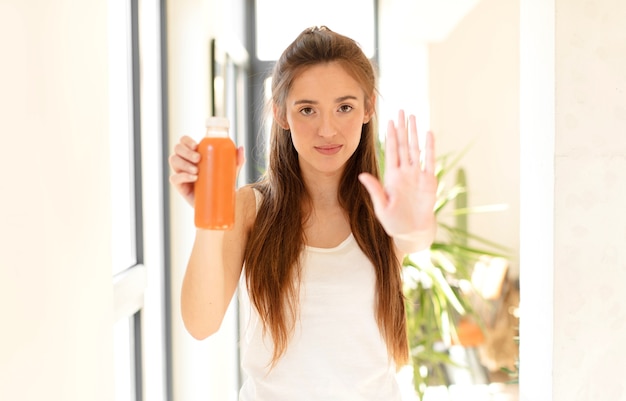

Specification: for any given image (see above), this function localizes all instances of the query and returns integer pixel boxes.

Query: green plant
[402,149,511,399]
[501,331,520,384]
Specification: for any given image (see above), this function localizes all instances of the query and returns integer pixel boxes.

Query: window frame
[110,1,172,400]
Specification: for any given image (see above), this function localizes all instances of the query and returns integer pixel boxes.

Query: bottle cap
[206,116,230,130]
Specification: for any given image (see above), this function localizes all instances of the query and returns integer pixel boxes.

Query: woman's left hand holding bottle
[168,135,245,208]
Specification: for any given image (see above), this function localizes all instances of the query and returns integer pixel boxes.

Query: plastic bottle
[194,116,237,230]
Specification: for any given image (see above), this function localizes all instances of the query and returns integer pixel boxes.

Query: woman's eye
[300,107,314,116]
[338,104,353,113]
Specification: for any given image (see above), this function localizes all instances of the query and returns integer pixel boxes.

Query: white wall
[0,1,114,400]
[520,0,626,400]
[428,0,521,277]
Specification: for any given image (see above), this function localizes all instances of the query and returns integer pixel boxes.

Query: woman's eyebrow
[335,95,358,102]
[292,95,359,105]
[293,99,317,105]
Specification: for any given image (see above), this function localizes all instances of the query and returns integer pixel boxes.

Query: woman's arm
[392,215,436,255]
[180,185,256,339]
[169,135,252,339]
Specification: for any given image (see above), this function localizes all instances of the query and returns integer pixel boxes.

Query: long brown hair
[243,26,408,367]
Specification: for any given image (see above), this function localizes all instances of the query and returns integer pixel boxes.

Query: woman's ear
[363,94,376,124]
[273,104,289,130]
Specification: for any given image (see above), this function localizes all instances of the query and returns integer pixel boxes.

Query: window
[109,0,169,400]
[254,0,376,60]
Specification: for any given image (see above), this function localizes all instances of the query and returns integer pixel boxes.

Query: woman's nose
[318,114,338,138]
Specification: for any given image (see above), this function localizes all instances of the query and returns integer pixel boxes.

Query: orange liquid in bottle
[194,136,237,230]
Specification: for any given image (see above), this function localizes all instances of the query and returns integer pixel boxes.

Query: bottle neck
[205,128,229,137]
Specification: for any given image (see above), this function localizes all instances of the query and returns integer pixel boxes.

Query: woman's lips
[315,144,343,155]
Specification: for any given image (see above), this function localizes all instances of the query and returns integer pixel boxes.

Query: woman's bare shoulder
[236,184,260,232]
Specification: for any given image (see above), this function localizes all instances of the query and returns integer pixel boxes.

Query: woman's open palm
[359,110,437,238]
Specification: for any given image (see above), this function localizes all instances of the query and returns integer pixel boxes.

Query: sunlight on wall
[0,1,114,400]
[380,0,482,43]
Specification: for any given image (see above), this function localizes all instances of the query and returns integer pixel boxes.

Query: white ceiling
[380,0,483,42]
[255,0,377,59]
[253,0,482,60]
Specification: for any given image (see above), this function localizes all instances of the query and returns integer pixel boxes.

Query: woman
[169,26,437,400]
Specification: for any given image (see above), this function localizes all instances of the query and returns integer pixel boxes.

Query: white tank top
[238,191,401,400]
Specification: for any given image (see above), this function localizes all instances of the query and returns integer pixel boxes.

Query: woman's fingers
[174,139,200,164]
[169,170,197,186]
[395,110,410,166]
[169,152,198,175]
[168,136,199,190]
[168,153,197,199]
[236,146,245,168]
[168,135,200,175]
[408,115,421,168]
[233,146,245,177]
[387,110,428,170]
[424,130,436,174]
[180,135,198,152]
[385,120,398,169]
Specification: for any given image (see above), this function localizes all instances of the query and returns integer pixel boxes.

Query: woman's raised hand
[358,110,437,249]
[168,135,245,207]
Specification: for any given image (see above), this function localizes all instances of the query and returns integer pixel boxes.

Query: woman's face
[280,61,373,177]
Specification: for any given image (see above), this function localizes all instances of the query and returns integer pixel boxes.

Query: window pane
[255,0,375,60]
[114,317,133,401]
